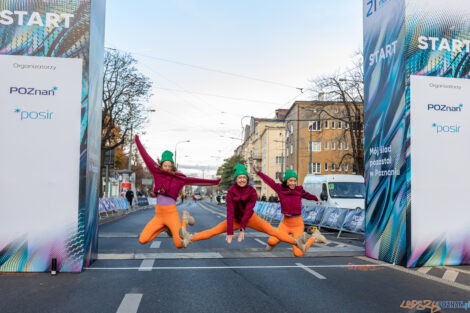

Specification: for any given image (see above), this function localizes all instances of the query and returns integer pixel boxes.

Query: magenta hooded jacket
[135,135,220,200]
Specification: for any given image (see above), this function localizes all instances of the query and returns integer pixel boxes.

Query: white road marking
[444,266,470,275]
[296,262,327,279]
[116,293,142,313]
[198,202,226,218]
[150,241,161,248]
[86,263,391,270]
[254,238,267,246]
[139,259,155,272]
[417,267,431,274]
[355,256,470,292]
[442,269,459,282]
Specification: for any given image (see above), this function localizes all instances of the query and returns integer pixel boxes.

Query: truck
[302,174,365,210]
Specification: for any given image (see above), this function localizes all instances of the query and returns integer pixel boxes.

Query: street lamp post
[175,140,190,168]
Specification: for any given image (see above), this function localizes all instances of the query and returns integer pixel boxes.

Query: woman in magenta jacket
[253,163,327,257]
[135,135,221,248]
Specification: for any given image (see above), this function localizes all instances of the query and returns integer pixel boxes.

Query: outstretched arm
[226,191,235,236]
[184,176,221,186]
[135,135,158,171]
[301,187,319,201]
[254,169,281,193]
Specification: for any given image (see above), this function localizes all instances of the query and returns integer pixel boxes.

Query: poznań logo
[9,86,57,96]
[427,104,463,112]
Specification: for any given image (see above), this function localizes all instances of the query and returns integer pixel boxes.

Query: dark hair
[281,180,288,188]
[157,159,178,174]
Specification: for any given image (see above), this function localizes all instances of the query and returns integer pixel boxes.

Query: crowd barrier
[254,201,365,237]
[135,197,149,206]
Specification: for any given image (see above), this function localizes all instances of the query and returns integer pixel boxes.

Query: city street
[1,201,469,313]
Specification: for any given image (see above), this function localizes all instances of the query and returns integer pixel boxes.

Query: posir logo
[14,108,54,120]
[9,86,57,96]
[432,123,461,134]
[427,104,463,112]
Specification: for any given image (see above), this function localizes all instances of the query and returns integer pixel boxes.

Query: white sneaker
[266,244,275,252]
[179,227,193,248]
[182,211,196,226]
[312,229,328,244]
[295,237,307,252]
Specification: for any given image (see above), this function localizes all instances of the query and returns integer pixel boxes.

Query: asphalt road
[1,200,469,313]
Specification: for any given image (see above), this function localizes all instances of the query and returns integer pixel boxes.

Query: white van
[302,174,365,210]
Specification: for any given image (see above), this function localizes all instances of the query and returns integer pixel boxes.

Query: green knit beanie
[233,163,249,180]
[161,150,174,163]
[283,169,298,182]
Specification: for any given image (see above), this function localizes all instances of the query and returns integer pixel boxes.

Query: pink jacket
[256,171,318,216]
[226,184,257,235]
[135,135,220,200]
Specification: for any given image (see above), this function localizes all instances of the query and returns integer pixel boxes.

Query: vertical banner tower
[364,0,470,267]
[0,0,105,272]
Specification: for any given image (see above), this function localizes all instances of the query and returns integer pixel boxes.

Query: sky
[105,0,363,177]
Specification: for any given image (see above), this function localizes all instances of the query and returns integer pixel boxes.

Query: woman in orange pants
[180,164,307,251]
[253,164,327,257]
[135,135,221,248]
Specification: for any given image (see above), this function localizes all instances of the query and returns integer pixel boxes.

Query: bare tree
[101,48,153,153]
[309,52,364,175]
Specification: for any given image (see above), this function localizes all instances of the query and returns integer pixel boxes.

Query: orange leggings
[139,204,187,248]
[192,213,295,245]
[267,215,315,257]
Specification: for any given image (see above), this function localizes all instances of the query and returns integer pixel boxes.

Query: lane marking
[150,241,161,249]
[198,202,226,218]
[417,267,431,274]
[443,266,470,275]
[85,263,391,270]
[116,293,142,313]
[296,262,327,279]
[442,269,459,282]
[254,238,267,246]
[355,256,470,292]
[139,259,155,272]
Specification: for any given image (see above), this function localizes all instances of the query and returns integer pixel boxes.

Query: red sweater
[226,184,257,235]
[256,171,318,216]
[135,135,220,200]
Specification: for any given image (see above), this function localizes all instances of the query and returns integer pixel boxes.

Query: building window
[345,123,349,129]
[290,124,294,134]
[331,120,336,129]
[286,147,289,157]
[311,163,321,174]
[338,163,342,171]
[344,141,349,150]
[338,142,342,150]
[324,141,329,150]
[334,108,339,113]
[276,156,284,164]
[338,121,342,129]
[324,120,329,129]
[291,165,294,170]
[310,141,321,152]
[344,163,349,172]
[308,121,321,131]
[331,141,336,150]
[324,163,328,172]
[275,172,281,179]
[290,144,293,154]
[331,163,336,172]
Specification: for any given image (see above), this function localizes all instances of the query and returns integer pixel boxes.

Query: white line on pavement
[116,293,143,313]
[417,267,431,274]
[355,256,470,292]
[198,202,226,218]
[86,263,392,271]
[150,241,161,248]
[139,259,155,272]
[254,238,267,246]
[442,269,459,282]
[296,263,327,279]
[444,266,470,275]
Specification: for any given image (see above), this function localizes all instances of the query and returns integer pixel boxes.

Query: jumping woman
[179,164,308,252]
[135,135,221,248]
[253,163,327,257]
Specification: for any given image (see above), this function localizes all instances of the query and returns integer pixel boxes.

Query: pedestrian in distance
[252,163,328,257]
[125,189,134,208]
[261,194,267,202]
[179,164,308,252]
[135,135,221,248]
